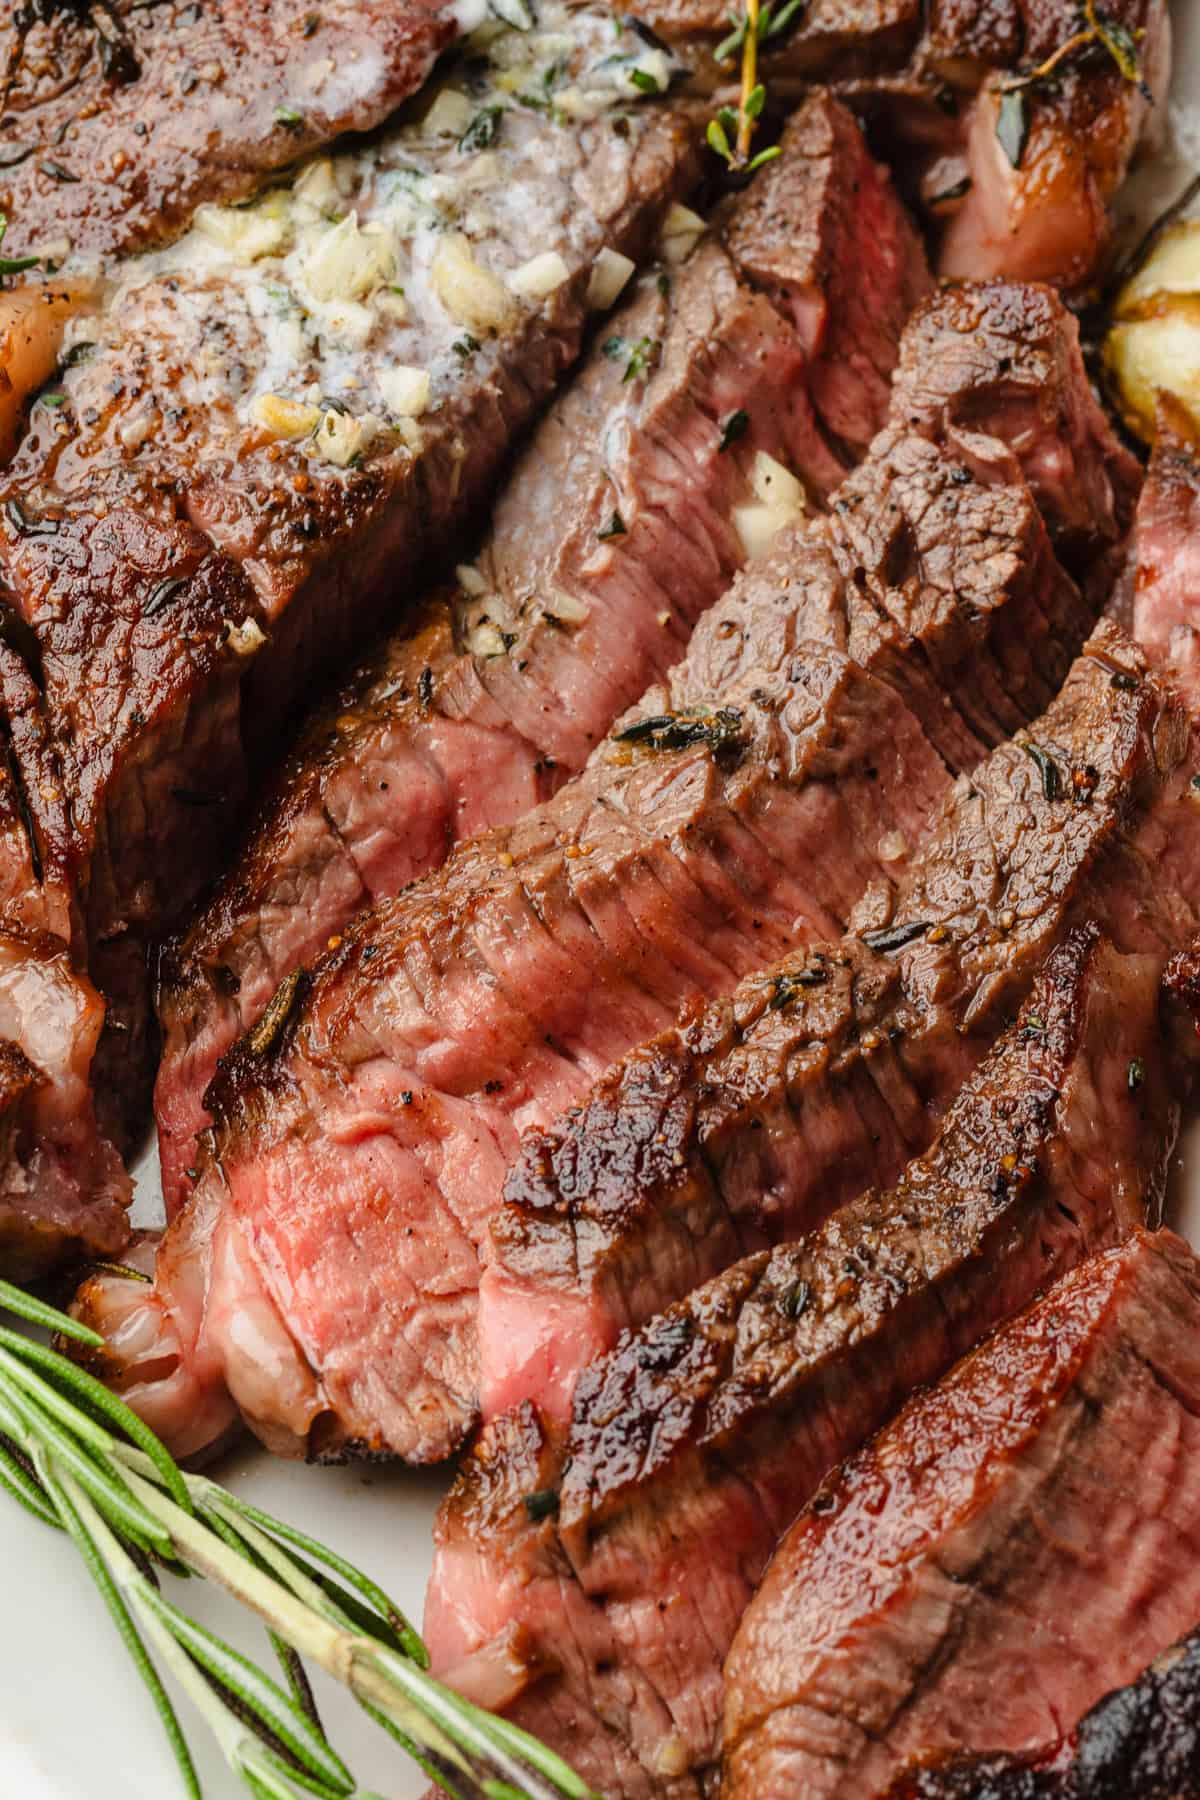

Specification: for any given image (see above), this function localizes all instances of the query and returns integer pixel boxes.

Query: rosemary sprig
[0,1276,596,1800]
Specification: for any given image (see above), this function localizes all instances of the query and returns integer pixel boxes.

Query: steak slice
[77,280,1129,1465]
[153,94,930,1217]
[722,1229,1200,1800]
[0,648,128,1278]
[1132,401,1200,706]
[0,6,704,1144]
[425,927,1187,1798]
[481,620,1186,1422]
[885,1623,1200,1798]
[0,0,455,264]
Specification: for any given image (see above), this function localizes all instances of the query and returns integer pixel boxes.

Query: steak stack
[153,92,929,1213]
[75,278,1133,1465]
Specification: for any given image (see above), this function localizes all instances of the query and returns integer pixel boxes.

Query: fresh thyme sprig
[0,213,40,283]
[707,0,799,175]
[0,1276,597,1800]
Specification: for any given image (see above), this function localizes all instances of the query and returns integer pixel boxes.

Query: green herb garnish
[460,105,503,153]
[0,212,39,280]
[0,1278,599,1800]
[995,90,1030,168]
[615,706,745,756]
[1023,740,1063,802]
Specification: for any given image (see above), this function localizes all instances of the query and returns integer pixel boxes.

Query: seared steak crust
[0,645,129,1276]
[153,94,930,1214]
[427,928,1184,1798]
[0,17,705,1144]
[722,1230,1200,1799]
[483,623,1180,1419]
[887,1625,1200,1798]
[0,0,455,262]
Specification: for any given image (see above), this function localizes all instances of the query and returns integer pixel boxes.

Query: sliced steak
[482,618,1187,1421]
[153,94,930,1217]
[1132,401,1200,706]
[722,1229,1200,1799]
[78,280,1130,1464]
[0,0,455,263]
[426,927,1187,1798]
[0,649,128,1279]
[886,1624,1200,1798]
[0,6,704,1145]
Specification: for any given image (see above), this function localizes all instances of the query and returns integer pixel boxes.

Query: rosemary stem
[120,1463,350,1675]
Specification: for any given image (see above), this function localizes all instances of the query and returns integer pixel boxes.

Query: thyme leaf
[615,706,745,756]
[861,920,931,955]
[0,212,39,281]
[1023,740,1063,802]
[995,89,1030,168]
[768,965,828,1010]
[460,105,503,153]
[718,408,750,452]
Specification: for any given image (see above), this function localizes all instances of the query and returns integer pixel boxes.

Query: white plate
[3,12,1200,1795]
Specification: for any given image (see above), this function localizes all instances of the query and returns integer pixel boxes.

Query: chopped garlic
[431,232,517,334]
[293,157,340,215]
[303,212,395,303]
[376,288,409,322]
[659,202,705,266]
[457,563,489,596]
[250,393,321,439]
[311,407,382,467]
[379,365,431,417]
[422,87,474,137]
[507,250,571,300]
[546,587,589,624]
[466,617,509,656]
[118,408,157,451]
[622,47,674,95]
[225,617,267,656]
[586,247,635,310]
[654,1738,690,1780]
[732,461,806,561]
[194,198,291,261]
[749,451,805,512]
[31,236,73,269]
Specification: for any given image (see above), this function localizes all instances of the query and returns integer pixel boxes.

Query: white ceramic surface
[3,11,1200,1795]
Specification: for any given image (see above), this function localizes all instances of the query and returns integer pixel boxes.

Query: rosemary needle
[0,1279,598,1800]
